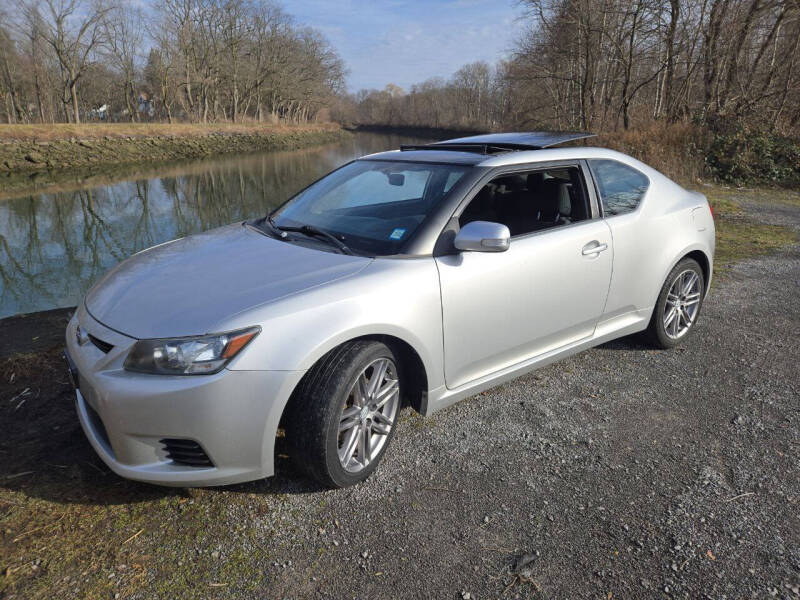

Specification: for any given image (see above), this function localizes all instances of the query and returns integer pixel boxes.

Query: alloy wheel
[337,358,400,472]
[663,269,702,340]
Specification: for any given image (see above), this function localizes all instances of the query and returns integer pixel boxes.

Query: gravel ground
[193,197,799,599]
[1,197,798,599]
[237,200,798,599]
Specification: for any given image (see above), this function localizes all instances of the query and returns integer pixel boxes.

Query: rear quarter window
[589,159,649,216]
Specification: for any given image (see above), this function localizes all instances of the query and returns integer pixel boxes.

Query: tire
[285,341,401,488]
[645,258,705,349]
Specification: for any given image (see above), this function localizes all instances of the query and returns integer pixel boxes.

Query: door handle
[582,242,608,256]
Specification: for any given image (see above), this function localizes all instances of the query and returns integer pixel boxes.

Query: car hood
[85,223,371,338]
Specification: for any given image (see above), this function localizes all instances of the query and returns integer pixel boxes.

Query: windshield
[271,160,470,255]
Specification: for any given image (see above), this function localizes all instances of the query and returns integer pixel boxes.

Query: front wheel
[645,258,705,349]
[285,341,401,488]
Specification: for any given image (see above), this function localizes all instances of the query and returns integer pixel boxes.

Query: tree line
[0,0,345,124]
[336,0,800,133]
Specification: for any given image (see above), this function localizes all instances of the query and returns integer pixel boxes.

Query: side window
[458,166,590,237]
[589,159,649,216]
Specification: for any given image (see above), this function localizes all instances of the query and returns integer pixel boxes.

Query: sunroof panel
[431,131,595,150]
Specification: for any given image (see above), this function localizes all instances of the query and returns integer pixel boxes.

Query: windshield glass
[271,160,470,255]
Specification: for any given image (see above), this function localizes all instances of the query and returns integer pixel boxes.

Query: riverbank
[347,124,483,139]
[0,123,349,198]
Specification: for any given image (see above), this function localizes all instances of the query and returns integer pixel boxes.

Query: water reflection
[0,132,425,317]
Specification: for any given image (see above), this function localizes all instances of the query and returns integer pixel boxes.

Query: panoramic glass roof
[430,131,596,150]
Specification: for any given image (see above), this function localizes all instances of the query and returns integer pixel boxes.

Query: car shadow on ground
[0,345,325,507]
[596,333,652,351]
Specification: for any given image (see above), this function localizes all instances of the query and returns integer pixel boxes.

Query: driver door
[435,163,613,389]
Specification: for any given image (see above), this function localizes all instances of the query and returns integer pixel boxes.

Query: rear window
[589,159,649,216]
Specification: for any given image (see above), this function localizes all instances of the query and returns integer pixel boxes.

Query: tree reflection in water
[0,132,423,318]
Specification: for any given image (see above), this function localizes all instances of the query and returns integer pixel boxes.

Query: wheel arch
[684,249,712,294]
[667,247,712,295]
[280,331,431,425]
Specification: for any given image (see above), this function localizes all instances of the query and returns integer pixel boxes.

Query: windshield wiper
[253,214,354,255]
[249,214,284,238]
[275,223,354,255]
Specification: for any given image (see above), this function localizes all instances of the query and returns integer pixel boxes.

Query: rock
[512,553,537,574]
[461,592,472,600]
[24,152,44,164]
[210,551,220,559]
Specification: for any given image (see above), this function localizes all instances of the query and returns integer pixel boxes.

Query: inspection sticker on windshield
[389,228,406,240]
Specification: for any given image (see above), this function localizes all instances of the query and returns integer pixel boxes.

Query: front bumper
[65,305,305,486]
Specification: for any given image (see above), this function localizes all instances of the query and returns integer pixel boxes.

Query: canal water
[0,132,426,318]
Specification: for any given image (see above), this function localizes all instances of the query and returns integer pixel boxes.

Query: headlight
[123,326,260,375]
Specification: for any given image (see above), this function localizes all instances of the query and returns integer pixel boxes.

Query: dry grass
[591,122,711,184]
[0,121,339,143]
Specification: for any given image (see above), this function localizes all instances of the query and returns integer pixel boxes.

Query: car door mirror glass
[454,221,511,253]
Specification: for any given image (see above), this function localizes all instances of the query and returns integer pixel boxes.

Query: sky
[285,0,527,92]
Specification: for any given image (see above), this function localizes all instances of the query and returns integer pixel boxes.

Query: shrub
[592,122,799,187]
[706,129,800,187]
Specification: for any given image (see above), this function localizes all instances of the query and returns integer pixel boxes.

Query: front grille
[160,438,214,467]
[88,334,113,354]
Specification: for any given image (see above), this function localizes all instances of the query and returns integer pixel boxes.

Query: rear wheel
[285,341,401,488]
[646,258,705,349]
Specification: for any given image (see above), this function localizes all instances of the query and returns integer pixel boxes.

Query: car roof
[359,146,652,171]
[360,130,605,168]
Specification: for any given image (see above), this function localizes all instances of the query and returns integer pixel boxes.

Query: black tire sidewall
[287,341,400,488]
[323,343,399,487]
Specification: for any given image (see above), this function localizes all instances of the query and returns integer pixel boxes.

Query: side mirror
[453,221,511,253]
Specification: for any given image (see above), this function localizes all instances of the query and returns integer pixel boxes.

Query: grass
[702,185,799,272]
[714,217,796,268]
[0,345,300,599]
[0,121,339,143]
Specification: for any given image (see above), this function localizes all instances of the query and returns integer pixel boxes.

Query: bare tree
[0,25,27,123]
[23,0,112,123]
[102,2,142,121]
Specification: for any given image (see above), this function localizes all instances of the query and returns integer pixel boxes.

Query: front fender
[224,257,445,391]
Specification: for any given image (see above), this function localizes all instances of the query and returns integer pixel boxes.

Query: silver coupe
[64,132,715,488]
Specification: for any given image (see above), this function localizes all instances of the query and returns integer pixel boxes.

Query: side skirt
[424,307,652,415]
